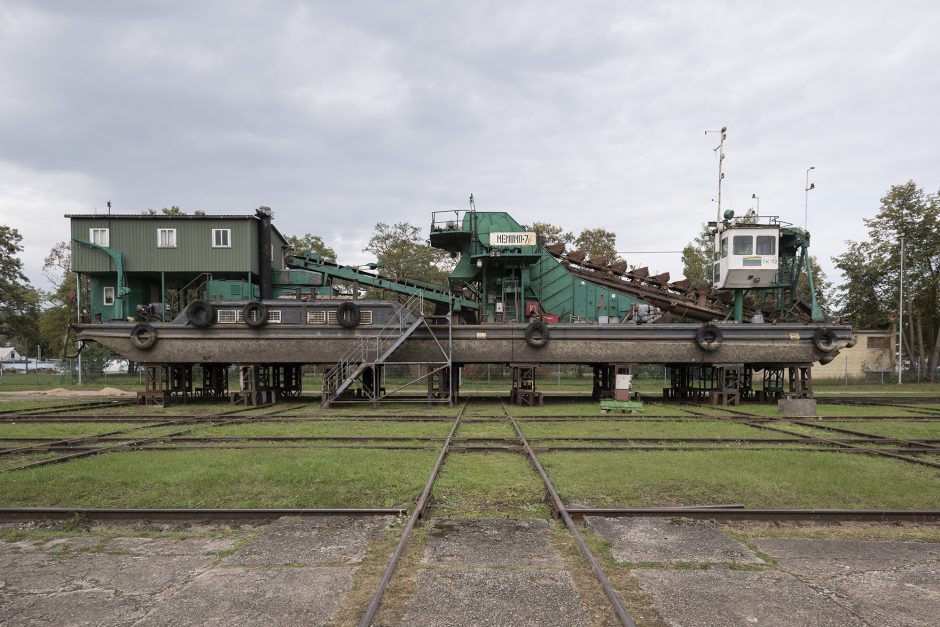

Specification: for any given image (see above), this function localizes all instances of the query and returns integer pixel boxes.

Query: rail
[357,400,467,626]
[500,400,637,627]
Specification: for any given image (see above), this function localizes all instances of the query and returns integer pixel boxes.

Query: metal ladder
[321,294,429,406]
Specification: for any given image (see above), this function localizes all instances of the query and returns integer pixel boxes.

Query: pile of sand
[0,387,135,399]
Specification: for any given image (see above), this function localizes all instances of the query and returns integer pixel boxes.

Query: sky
[1,0,938,292]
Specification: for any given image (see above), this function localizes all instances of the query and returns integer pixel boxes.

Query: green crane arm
[72,237,130,319]
[286,253,479,312]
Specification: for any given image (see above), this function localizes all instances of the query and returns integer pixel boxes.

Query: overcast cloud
[1,0,938,291]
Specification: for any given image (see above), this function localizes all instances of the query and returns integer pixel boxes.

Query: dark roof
[65,213,259,219]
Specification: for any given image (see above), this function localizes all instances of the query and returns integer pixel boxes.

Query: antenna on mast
[469,194,476,212]
[705,126,728,223]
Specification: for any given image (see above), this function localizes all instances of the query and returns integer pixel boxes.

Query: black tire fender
[186,300,214,328]
[524,321,550,348]
[814,327,838,353]
[242,301,268,328]
[130,323,157,350]
[337,301,361,328]
[696,322,723,352]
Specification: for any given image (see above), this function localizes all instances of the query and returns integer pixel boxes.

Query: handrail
[322,293,426,398]
[168,272,213,316]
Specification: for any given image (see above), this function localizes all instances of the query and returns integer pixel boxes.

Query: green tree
[364,222,451,285]
[833,181,940,380]
[144,206,186,215]
[681,223,715,288]
[38,241,81,357]
[0,225,40,355]
[525,222,575,246]
[575,227,618,261]
[285,233,337,262]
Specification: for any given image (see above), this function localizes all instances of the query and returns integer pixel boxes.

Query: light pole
[752,193,760,213]
[706,126,728,223]
[804,166,816,230]
[898,235,904,384]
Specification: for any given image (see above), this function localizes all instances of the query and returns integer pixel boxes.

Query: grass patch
[815,404,940,417]
[456,421,516,438]
[520,420,794,440]
[0,422,172,439]
[0,448,437,508]
[509,401,689,417]
[429,452,549,518]
[805,420,940,441]
[540,450,940,509]
[0,452,61,470]
[777,420,940,442]
[69,402,236,417]
[185,420,451,439]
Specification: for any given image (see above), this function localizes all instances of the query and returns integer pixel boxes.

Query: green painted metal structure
[430,210,647,323]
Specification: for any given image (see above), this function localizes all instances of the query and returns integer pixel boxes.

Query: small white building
[0,346,23,363]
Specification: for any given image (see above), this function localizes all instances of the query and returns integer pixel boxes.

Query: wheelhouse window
[720,237,728,259]
[756,235,776,256]
[157,228,177,248]
[212,229,231,248]
[732,235,753,255]
[89,228,109,246]
[103,286,115,306]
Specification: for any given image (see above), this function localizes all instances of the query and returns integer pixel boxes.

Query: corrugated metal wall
[70,217,288,274]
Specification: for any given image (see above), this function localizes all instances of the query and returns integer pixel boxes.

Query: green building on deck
[68,210,288,322]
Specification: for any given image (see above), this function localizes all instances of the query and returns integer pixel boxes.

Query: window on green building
[157,228,177,248]
[103,286,115,306]
[213,229,231,248]
[89,228,109,246]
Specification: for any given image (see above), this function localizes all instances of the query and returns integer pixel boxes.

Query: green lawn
[0,452,62,470]
[540,450,940,509]
[0,422,179,439]
[519,420,794,440]
[786,420,940,442]
[430,452,549,518]
[184,420,452,439]
[0,448,438,508]
[456,421,517,438]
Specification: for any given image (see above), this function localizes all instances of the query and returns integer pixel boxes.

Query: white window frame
[360,310,373,325]
[89,228,109,247]
[212,228,231,248]
[327,310,338,324]
[157,228,177,248]
[307,310,326,324]
[268,310,281,324]
[102,286,115,306]
[217,309,239,324]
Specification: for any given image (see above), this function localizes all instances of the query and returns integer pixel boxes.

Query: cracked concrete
[587,515,763,564]
[0,516,390,626]
[755,538,940,627]
[632,568,861,626]
[2,518,938,625]
[401,518,592,626]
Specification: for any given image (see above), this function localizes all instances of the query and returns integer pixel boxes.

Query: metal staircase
[321,294,452,407]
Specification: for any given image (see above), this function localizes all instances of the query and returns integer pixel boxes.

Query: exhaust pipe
[256,206,273,300]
